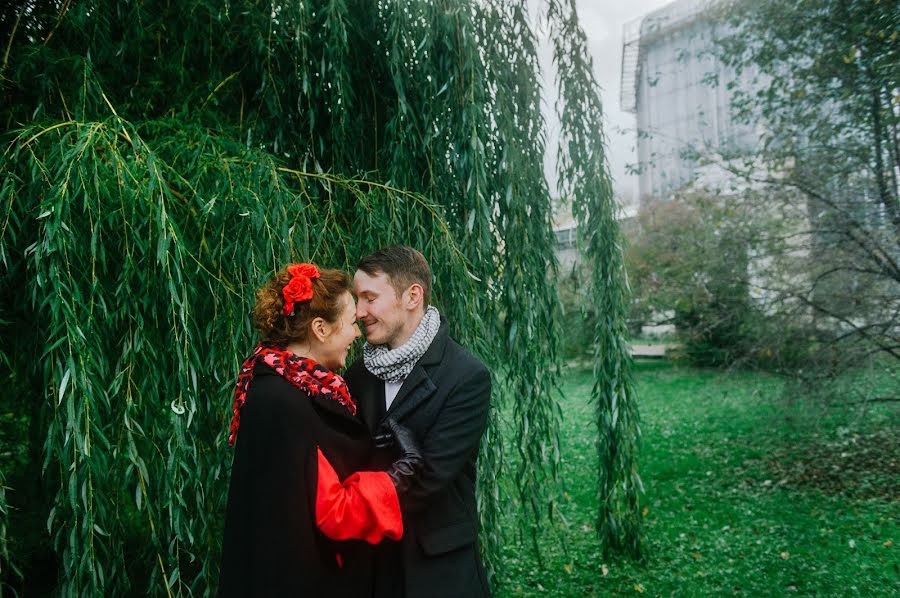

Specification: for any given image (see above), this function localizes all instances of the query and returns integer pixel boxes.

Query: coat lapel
[384,366,437,422]
[382,317,449,422]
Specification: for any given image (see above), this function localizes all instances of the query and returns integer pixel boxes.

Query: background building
[620,0,759,201]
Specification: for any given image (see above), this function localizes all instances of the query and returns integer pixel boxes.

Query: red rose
[282,278,312,315]
[288,263,320,280]
[284,276,313,303]
[282,263,320,315]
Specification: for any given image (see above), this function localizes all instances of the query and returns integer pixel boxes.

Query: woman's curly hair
[253,266,352,346]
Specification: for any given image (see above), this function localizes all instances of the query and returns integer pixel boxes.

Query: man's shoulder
[441,335,490,381]
[444,336,487,366]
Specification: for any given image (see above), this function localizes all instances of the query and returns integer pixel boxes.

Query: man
[344,245,492,598]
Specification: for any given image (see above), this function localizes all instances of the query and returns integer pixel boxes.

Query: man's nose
[355,303,366,320]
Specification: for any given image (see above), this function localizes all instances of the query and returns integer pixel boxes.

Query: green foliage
[622,190,873,372]
[556,267,599,359]
[0,0,638,594]
[482,0,565,559]
[0,467,10,590]
[2,108,470,595]
[548,0,643,558]
[497,363,900,596]
[626,193,759,366]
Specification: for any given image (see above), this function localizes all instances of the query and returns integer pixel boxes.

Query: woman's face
[317,292,362,370]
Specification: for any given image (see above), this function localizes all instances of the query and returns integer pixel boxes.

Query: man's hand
[382,418,424,495]
[373,424,393,449]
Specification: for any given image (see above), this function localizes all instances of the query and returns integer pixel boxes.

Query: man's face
[353,270,413,348]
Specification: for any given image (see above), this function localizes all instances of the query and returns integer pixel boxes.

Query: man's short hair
[357,245,432,307]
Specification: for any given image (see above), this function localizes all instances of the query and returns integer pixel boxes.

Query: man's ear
[310,317,328,342]
[404,283,424,310]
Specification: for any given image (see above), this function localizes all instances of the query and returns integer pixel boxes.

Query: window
[555,227,577,250]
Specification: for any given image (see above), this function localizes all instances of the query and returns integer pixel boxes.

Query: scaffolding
[619,17,642,114]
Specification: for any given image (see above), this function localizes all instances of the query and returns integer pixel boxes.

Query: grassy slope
[496,362,899,597]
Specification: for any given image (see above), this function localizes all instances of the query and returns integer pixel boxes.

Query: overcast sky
[538,0,673,205]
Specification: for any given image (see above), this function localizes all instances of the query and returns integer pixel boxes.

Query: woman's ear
[310,317,328,342]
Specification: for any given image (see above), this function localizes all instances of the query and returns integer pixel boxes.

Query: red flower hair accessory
[283,263,321,316]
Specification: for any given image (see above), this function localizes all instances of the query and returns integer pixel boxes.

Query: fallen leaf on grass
[848,539,856,549]
[600,564,609,576]
[884,540,893,548]
[563,563,573,574]
[642,506,649,517]
[780,551,790,560]
[692,552,702,560]
[634,583,645,593]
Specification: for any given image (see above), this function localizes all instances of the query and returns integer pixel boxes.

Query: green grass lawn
[496,362,899,597]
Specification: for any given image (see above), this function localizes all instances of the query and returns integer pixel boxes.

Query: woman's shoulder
[244,363,312,416]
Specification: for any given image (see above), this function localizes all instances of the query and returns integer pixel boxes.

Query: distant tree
[708,0,900,369]
[626,192,767,366]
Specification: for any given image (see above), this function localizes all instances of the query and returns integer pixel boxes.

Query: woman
[218,263,421,596]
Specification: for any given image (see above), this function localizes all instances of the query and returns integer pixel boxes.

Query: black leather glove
[373,428,393,449]
[381,418,424,495]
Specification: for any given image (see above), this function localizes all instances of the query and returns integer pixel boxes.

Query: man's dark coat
[344,318,492,598]
[218,363,376,597]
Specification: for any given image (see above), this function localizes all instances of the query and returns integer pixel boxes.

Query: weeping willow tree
[0,0,640,594]
[548,0,643,559]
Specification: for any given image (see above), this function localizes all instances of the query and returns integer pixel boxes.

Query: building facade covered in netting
[621,0,760,201]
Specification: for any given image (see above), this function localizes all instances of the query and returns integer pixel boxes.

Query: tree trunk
[870,83,900,233]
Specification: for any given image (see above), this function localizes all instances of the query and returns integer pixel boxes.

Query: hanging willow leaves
[480,0,564,561]
[0,465,10,590]
[547,0,644,558]
[0,0,639,593]
[3,109,475,596]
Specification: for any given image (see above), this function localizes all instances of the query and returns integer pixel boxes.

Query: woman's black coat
[217,363,375,596]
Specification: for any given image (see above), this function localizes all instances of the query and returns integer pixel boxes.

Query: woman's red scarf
[228,343,356,446]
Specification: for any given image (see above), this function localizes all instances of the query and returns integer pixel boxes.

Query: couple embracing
[218,246,492,597]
